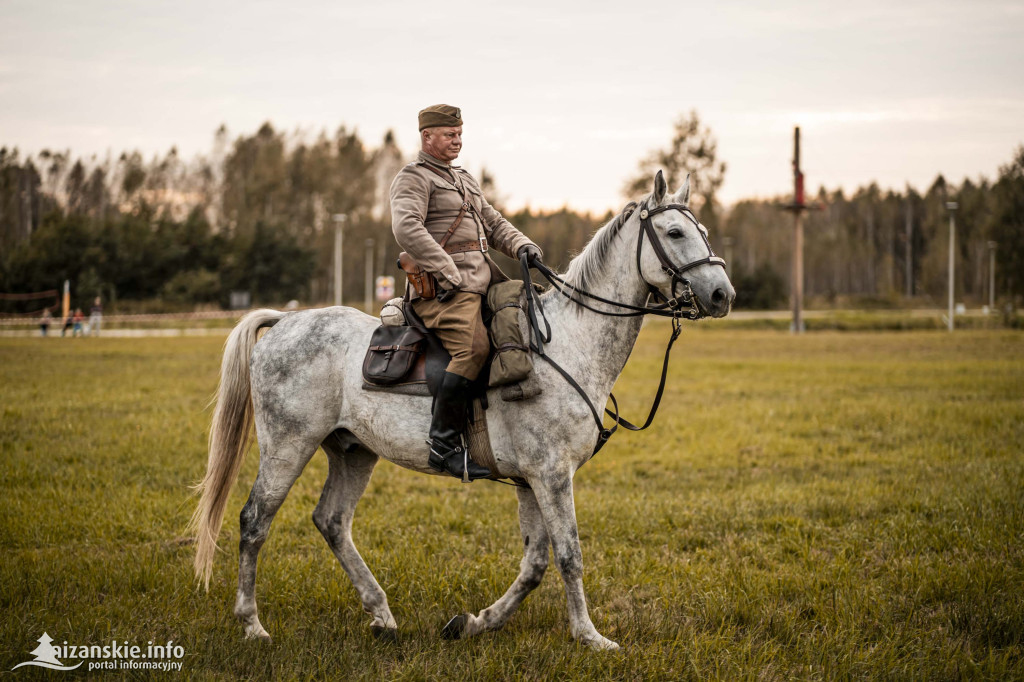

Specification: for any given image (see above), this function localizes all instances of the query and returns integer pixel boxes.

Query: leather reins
[521,200,727,456]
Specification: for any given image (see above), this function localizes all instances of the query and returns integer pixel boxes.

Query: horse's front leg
[442,485,550,640]
[532,471,619,650]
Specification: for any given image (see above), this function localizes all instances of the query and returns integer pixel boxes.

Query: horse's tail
[188,308,286,590]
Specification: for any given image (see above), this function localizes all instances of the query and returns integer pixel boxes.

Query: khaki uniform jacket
[391,151,541,299]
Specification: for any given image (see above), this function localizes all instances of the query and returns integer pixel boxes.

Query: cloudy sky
[2,0,1021,213]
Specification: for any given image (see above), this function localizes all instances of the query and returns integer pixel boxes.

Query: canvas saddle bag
[486,280,533,387]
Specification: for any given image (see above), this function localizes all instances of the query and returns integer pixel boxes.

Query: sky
[2,0,1022,214]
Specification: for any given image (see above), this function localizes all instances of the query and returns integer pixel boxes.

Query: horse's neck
[544,229,649,399]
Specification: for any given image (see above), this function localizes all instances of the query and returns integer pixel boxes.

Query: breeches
[412,292,489,381]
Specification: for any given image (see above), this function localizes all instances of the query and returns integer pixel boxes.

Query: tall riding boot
[428,371,492,481]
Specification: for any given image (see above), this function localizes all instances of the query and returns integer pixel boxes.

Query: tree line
[1,116,1021,314]
[725,161,1023,309]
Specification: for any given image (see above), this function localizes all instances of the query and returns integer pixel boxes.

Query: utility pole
[364,238,375,313]
[332,214,347,307]
[783,127,809,333]
[946,202,957,332]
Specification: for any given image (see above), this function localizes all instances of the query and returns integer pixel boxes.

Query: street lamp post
[905,202,914,298]
[364,238,375,313]
[721,236,734,279]
[332,214,347,307]
[988,240,997,311]
[946,202,958,332]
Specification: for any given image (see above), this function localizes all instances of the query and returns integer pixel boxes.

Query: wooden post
[793,211,804,333]
[780,126,820,332]
[791,127,805,333]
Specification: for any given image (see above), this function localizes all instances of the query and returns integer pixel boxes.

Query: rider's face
[422,126,462,164]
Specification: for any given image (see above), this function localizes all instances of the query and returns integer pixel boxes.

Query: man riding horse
[390,104,543,482]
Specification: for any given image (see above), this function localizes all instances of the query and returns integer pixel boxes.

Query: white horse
[189,171,735,650]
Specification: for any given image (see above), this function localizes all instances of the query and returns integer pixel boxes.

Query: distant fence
[0,310,244,326]
[0,289,61,318]
[0,290,59,301]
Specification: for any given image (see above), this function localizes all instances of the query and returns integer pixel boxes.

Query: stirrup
[427,440,490,482]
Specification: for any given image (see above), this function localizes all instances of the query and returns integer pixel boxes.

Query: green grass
[1,326,1022,680]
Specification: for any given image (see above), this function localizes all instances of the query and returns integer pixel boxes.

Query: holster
[398,252,437,300]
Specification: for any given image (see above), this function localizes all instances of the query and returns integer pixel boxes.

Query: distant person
[61,311,74,337]
[89,297,103,336]
[72,308,84,337]
[40,308,52,337]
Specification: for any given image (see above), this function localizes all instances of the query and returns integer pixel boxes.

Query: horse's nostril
[712,288,726,305]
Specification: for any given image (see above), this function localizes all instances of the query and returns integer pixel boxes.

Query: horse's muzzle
[703,285,735,318]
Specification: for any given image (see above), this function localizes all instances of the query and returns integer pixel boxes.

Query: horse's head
[637,170,735,318]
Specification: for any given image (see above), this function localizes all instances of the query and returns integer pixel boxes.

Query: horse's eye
[668,228,683,239]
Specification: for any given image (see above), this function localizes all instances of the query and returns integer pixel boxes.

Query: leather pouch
[362,324,426,385]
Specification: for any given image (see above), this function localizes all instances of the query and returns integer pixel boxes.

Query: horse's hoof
[244,629,272,644]
[585,635,619,651]
[441,614,467,640]
[371,625,398,644]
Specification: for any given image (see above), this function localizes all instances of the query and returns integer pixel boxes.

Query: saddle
[361,282,542,478]
[361,281,543,402]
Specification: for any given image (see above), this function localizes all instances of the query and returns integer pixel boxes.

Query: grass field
[1,324,1022,680]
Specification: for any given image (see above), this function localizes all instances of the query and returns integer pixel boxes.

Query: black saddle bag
[362,325,426,385]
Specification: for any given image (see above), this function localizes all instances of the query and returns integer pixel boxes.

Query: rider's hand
[519,244,543,266]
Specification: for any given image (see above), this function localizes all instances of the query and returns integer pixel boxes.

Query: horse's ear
[676,173,691,206]
[652,170,667,207]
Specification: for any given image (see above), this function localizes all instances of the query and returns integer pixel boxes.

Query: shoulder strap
[419,163,470,248]
[420,163,458,191]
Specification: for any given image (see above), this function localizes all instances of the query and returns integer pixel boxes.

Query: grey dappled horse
[189,172,735,650]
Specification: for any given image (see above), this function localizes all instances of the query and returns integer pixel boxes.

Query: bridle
[522,199,728,457]
[637,202,727,318]
[531,201,725,320]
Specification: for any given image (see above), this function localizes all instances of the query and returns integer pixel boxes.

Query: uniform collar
[418,150,460,170]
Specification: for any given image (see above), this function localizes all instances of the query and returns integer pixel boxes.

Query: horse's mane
[561,199,642,295]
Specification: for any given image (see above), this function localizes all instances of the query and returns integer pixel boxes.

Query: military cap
[418,104,463,131]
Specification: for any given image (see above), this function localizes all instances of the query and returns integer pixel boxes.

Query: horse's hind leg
[313,434,398,640]
[234,438,318,641]
[443,486,550,640]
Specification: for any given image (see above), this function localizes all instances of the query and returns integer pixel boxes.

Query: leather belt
[444,238,488,254]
